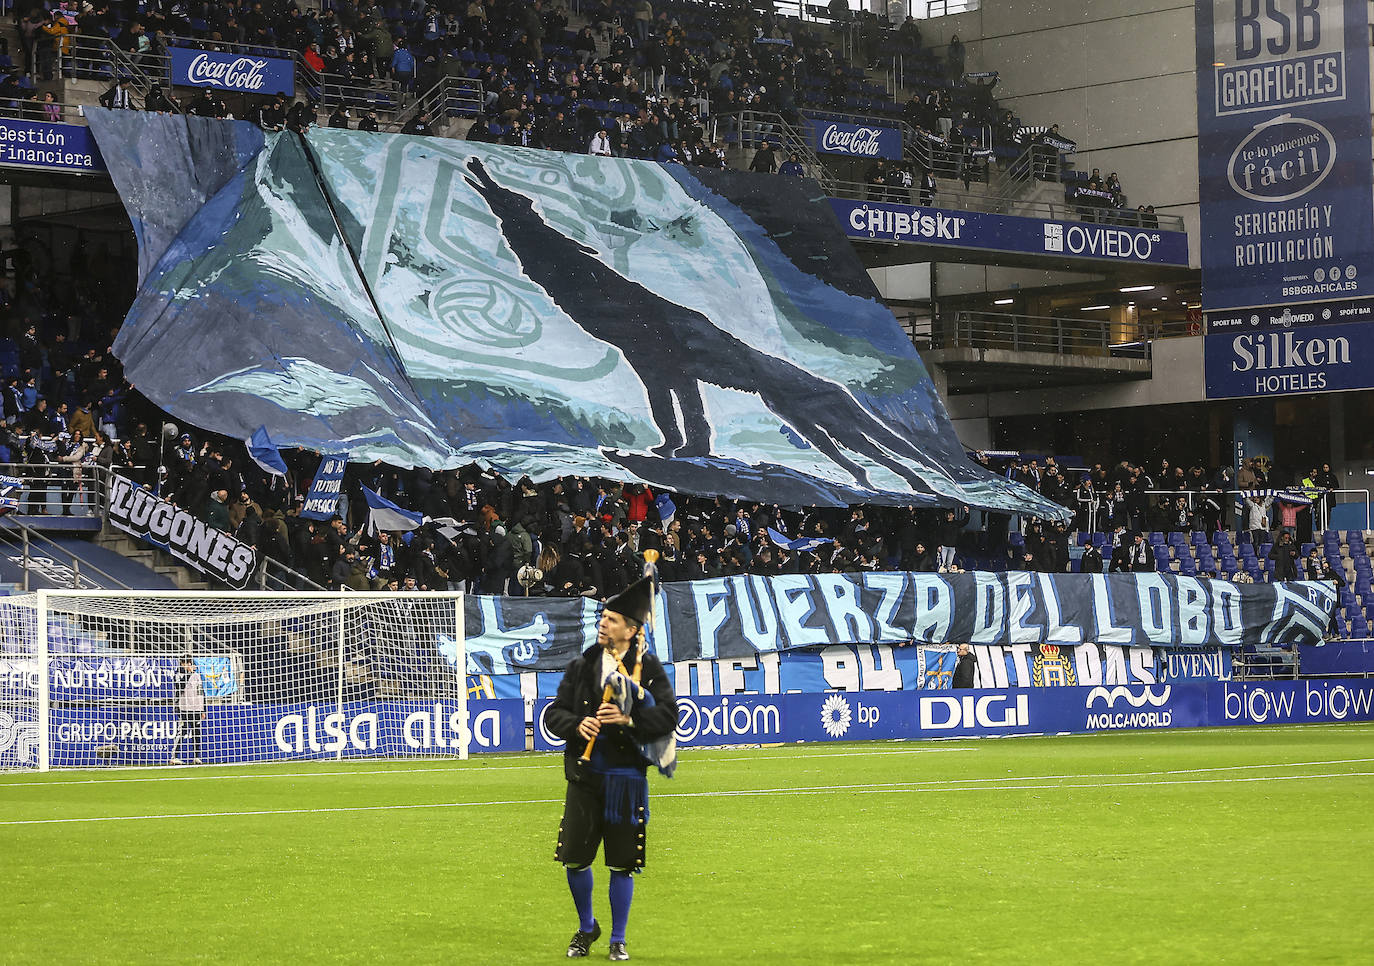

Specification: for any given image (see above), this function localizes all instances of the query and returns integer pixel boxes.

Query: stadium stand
[0,2,1354,640]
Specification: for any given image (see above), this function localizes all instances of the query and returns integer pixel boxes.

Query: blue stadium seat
[1352,614,1370,638]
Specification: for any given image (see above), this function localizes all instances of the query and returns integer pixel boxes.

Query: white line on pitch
[3,770,1371,827]
[2,752,1365,793]
[0,746,980,789]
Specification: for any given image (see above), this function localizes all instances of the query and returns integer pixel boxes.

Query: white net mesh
[0,591,467,770]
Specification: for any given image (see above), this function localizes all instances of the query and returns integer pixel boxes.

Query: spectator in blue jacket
[779,153,804,176]
[391,39,416,91]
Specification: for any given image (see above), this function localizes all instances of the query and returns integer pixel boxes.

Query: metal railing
[935,311,1197,358]
[927,0,982,18]
[1143,488,1372,533]
[0,462,116,520]
[255,554,328,592]
[824,177,1186,230]
[715,109,833,184]
[64,34,166,105]
[0,98,98,125]
[0,515,134,592]
[389,74,484,133]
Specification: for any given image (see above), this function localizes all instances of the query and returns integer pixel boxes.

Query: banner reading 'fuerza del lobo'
[1196,0,1374,317]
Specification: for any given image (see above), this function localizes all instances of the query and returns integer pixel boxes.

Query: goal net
[0,590,468,771]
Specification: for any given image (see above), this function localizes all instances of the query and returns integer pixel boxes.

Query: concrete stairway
[92,529,211,590]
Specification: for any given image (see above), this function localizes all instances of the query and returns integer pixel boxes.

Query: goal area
[0,591,468,771]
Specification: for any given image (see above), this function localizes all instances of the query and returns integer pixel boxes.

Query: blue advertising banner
[830,199,1189,266]
[1298,639,1374,675]
[0,655,180,703]
[805,120,903,159]
[40,698,523,767]
[532,678,1374,751]
[300,453,348,521]
[169,47,295,96]
[1196,0,1374,317]
[1205,318,1372,398]
[0,118,104,174]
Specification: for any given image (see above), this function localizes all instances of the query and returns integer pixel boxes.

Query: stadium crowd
[0,3,1330,621]
[6,0,1076,182]
[142,441,1354,601]
[0,249,1354,603]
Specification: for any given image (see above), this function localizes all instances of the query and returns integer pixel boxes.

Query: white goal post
[1,590,468,771]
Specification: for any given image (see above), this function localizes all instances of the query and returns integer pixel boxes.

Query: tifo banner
[84,111,1064,518]
[0,118,104,174]
[300,453,348,521]
[804,120,903,159]
[169,47,295,96]
[456,572,1333,675]
[106,475,258,589]
[830,198,1189,266]
[469,642,1233,701]
[1205,317,1371,398]
[534,678,1374,749]
[35,699,523,768]
[1195,0,1374,319]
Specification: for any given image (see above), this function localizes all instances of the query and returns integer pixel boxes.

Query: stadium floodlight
[3,590,467,772]
[1119,285,1155,293]
[1080,304,1110,311]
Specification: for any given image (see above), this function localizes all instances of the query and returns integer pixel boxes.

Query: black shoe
[608,943,629,962]
[567,921,601,958]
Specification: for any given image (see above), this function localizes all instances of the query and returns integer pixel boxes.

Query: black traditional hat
[604,577,653,626]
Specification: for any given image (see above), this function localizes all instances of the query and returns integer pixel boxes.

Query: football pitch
[3,726,1373,965]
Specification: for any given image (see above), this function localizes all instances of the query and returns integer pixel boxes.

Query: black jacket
[952,652,976,689]
[546,642,677,785]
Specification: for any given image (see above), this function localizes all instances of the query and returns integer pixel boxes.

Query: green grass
[3,725,1374,965]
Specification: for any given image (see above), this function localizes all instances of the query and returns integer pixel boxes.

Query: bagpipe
[580,549,677,777]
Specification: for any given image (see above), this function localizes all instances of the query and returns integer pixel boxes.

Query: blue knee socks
[566,866,595,933]
[609,871,634,944]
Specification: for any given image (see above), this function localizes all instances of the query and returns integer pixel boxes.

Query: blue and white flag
[300,453,348,521]
[767,527,833,552]
[654,493,676,528]
[362,484,423,534]
[246,426,288,477]
[195,655,237,698]
[0,475,23,515]
[921,649,957,689]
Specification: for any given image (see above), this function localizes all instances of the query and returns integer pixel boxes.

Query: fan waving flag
[767,527,833,552]
[654,493,676,528]
[246,426,288,477]
[362,484,423,534]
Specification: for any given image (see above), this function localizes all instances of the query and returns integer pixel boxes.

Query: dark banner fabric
[106,476,259,589]
[460,572,1337,674]
[85,111,1064,518]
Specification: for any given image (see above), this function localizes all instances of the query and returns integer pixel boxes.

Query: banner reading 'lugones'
[106,476,258,589]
